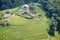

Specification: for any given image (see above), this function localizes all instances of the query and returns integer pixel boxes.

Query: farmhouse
[19,4,30,14]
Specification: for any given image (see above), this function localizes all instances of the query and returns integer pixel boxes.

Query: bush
[0,20,10,26]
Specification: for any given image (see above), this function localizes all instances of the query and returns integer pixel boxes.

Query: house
[4,14,12,18]
[19,4,30,14]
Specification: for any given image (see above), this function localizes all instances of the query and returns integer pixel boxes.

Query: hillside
[0,2,60,40]
[0,4,51,40]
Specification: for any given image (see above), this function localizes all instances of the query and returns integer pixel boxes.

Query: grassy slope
[0,5,60,40]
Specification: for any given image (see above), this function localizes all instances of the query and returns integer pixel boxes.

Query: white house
[19,4,30,14]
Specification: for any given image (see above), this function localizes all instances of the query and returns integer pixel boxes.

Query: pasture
[0,5,60,40]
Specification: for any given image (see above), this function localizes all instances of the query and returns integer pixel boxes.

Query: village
[0,0,60,40]
[0,3,42,26]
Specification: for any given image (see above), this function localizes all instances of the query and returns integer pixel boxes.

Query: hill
[0,3,60,40]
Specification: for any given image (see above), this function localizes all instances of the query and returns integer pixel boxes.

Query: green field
[0,5,60,40]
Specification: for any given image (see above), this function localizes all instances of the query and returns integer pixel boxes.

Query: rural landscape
[0,0,60,40]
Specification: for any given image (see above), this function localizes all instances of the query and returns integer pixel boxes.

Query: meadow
[0,5,60,40]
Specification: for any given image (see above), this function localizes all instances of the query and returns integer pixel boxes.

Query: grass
[0,5,60,40]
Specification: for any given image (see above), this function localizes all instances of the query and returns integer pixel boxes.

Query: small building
[4,14,12,18]
[19,4,30,14]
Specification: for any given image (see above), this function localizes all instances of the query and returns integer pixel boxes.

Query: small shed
[4,14,12,18]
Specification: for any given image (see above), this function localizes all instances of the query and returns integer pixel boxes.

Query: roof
[22,4,29,8]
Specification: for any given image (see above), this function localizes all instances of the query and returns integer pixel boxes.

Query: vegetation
[0,5,50,40]
[0,0,60,40]
[40,0,60,36]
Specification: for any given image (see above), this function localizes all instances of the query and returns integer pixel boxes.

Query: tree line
[40,0,60,36]
[0,0,40,10]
